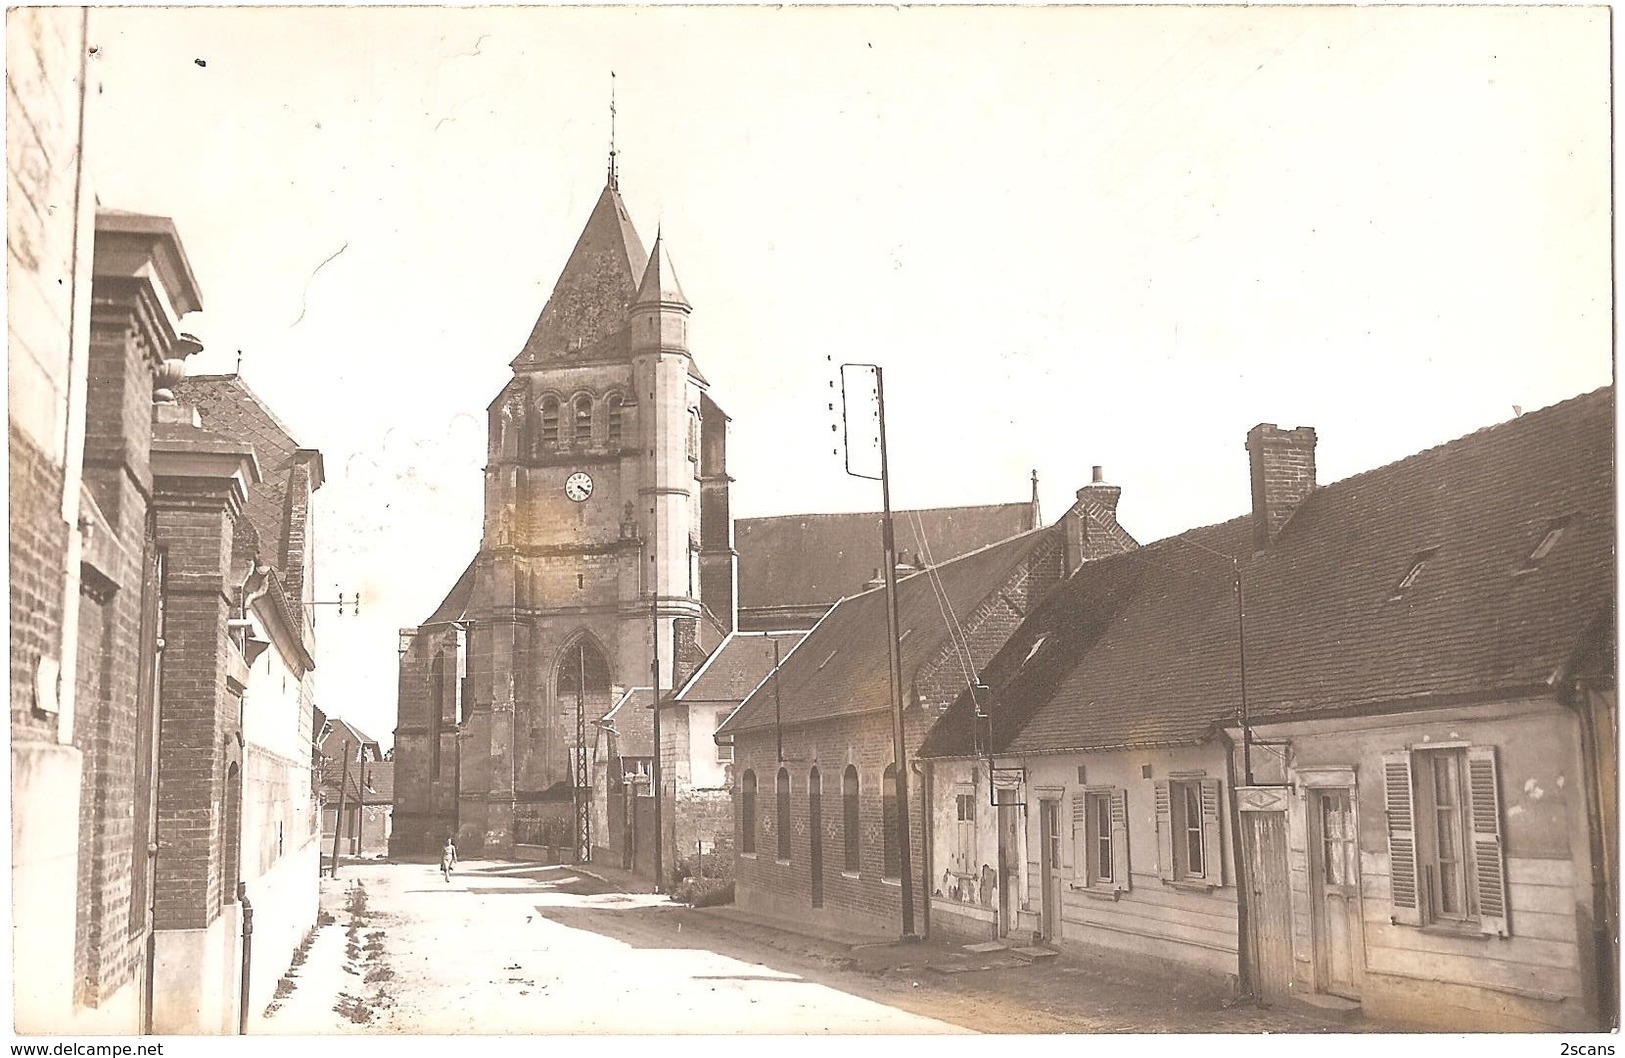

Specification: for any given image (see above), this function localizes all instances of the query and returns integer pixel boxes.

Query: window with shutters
[1074,788,1130,892]
[1154,777,1222,889]
[1383,745,1509,935]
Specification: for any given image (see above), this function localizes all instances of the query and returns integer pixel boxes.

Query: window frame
[881,763,900,880]
[740,769,757,854]
[605,393,624,449]
[842,765,860,874]
[953,788,976,875]
[1073,785,1130,894]
[572,394,594,447]
[1154,777,1221,890]
[1382,744,1510,936]
[540,396,560,446]
[776,766,792,862]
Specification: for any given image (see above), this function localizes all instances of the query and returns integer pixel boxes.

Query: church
[391,159,1043,858]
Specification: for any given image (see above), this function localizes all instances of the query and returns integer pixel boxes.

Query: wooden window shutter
[1200,778,1223,886]
[1154,780,1174,882]
[1110,787,1131,892]
[1071,792,1089,883]
[1467,746,1510,937]
[1382,750,1421,925]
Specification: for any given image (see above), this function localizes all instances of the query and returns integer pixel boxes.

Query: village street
[257,859,1370,1035]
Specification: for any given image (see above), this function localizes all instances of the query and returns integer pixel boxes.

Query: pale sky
[86,6,1612,749]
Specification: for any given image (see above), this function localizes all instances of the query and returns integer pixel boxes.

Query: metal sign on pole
[840,362,917,940]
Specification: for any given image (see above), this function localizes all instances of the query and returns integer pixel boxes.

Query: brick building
[392,161,737,858]
[9,68,324,1027]
[715,477,1135,938]
[316,715,392,858]
[10,6,106,1030]
[157,371,324,1031]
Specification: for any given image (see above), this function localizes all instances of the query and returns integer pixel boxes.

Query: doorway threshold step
[1010,946,1059,961]
[1289,993,1363,1021]
[962,942,1007,953]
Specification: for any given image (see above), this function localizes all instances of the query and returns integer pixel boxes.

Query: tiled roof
[512,183,648,366]
[675,631,808,704]
[319,716,383,759]
[602,687,655,758]
[319,760,393,805]
[174,374,313,573]
[735,502,1036,615]
[421,558,477,625]
[718,529,1060,737]
[921,388,1616,759]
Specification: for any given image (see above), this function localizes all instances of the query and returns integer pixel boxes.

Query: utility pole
[329,740,349,878]
[841,363,916,939]
[574,644,590,863]
[651,597,663,893]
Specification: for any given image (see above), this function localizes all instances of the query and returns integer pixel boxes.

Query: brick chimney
[1246,424,1316,550]
[1063,466,1132,572]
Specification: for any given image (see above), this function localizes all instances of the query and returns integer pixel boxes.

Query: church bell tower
[451,162,735,856]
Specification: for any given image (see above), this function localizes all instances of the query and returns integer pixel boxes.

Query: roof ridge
[738,501,1029,525]
[833,524,1056,606]
[1308,385,1612,501]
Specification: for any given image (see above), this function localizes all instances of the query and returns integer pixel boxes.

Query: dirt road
[259,859,1368,1035]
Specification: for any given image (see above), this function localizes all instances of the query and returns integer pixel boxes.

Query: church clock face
[564,471,593,503]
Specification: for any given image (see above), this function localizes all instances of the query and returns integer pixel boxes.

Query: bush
[670,878,734,908]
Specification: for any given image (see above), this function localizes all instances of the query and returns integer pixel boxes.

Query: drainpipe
[1216,728,1254,1001]
[237,881,253,1035]
[916,759,932,939]
[1565,677,1617,1029]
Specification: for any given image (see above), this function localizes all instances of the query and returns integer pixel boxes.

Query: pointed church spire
[635,228,690,309]
[607,71,619,191]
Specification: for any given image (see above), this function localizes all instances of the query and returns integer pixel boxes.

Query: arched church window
[555,639,611,701]
[541,397,560,446]
[606,394,624,449]
[741,771,758,853]
[573,395,594,447]
[687,407,700,463]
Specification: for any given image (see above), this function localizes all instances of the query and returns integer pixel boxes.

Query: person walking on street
[441,836,458,883]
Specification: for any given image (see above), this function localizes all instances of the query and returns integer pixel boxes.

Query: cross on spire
[608,70,618,191]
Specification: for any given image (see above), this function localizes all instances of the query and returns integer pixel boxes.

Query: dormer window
[573,396,593,446]
[1519,516,1570,572]
[1390,547,1440,601]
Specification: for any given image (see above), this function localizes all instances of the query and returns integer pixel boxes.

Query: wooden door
[1040,799,1062,944]
[809,769,824,909]
[1241,808,1293,1000]
[998,803,1021,937]
[1310,788,1364,999]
